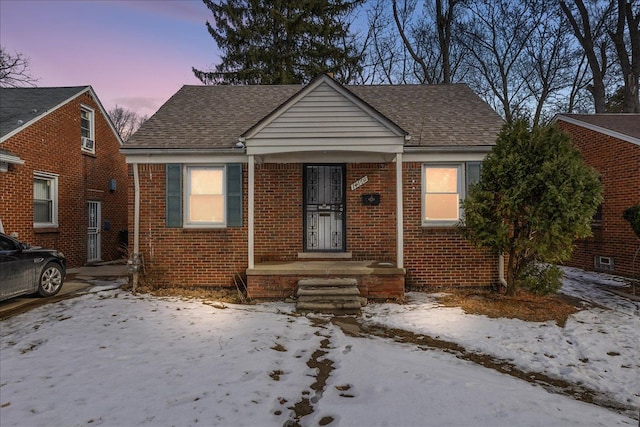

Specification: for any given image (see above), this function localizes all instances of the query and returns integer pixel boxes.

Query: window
[423,165,462,224]
[185,166,226,227]
[34,172,58,227]
[166,163,242,228]
[422,162,481,226]
[80,106,95,153]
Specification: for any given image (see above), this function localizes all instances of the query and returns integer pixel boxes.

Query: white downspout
[498,253,508,288]
[396,153,404,268]
[248,155,255,269]
[132,163,141,292]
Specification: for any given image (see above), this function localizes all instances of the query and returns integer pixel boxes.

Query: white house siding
[247,82,404,155]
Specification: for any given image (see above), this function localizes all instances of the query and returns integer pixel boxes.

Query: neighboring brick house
[122,74,504,299]
[556,114,640,278]
[0,86,128,268]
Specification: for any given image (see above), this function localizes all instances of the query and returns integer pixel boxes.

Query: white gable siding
[247,82,404,155]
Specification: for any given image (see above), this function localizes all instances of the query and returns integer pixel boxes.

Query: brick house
[556,114,640,278]
[122,74,504,299]
[0,86,128,268]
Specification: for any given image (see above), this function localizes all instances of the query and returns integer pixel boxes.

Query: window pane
[425,194,459,220]
[187,167,225,224]
[191,169,223,195]
[425,167,458,192]
[189,195,224,222]
[34,200,52,223]
[81,109,92,138]
[34,178,50,199]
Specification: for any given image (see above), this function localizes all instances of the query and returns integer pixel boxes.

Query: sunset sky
[0,0,219,117]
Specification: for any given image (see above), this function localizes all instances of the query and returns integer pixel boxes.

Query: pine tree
[460,120,603,295]
[193,0,364,85]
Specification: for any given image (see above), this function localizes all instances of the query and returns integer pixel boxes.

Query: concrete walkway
[0,262,128,319]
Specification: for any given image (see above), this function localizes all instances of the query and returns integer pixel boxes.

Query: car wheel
[37,263,64,297]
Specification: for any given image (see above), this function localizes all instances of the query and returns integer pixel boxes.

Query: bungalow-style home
[0,86,128,268]
[122,74,504,303]
[556,114,640,278]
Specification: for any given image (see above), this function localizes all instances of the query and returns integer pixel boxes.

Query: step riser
[298,288,360,296]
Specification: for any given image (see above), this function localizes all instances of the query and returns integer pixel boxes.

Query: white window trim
[422,163,465,227]
[33,171,59,228]
[183,164,227,228]
[80,105,95,154]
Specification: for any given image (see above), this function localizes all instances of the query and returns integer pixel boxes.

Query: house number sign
[350,175,368,191]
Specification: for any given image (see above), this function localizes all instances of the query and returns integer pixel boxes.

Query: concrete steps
[296,278,364,315]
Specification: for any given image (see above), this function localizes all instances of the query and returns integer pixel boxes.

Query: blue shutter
[226,163,242,227]
[166,164,182,227]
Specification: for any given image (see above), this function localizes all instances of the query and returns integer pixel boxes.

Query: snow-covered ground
[0,268,638,426]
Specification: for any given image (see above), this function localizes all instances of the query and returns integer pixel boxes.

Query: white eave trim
[556,115,640,146]
[122,148,247,164]
[246,137,404,156]
[0,152,25,165]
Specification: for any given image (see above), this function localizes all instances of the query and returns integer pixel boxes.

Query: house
[0,86,128,268]
[556,114,640,278]
[121,74,504,300]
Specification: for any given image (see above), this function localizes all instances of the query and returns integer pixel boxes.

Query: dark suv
[0,233,66,301]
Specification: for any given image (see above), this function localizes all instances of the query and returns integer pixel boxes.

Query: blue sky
[0,0,218,117]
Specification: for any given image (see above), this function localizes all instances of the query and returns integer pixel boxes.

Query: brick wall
[129,163,248,288]
[1,90,128,267]
[132,160,500,292]
[402,162,498,288]
[558,121,640,277]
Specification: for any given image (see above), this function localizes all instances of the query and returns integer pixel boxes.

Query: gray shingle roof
[125,82,504,150]
[557,114,640,140]
[0,86,89,139]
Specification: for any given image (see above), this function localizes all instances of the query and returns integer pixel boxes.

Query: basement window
[594,256,614,272]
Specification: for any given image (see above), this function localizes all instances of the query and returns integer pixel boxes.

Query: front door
[304,164,346,252]
[87,201,101,262]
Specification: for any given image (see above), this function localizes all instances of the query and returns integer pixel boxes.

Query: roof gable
[0,86,123,146]
[556,114,640,146]
[243,74,407,140]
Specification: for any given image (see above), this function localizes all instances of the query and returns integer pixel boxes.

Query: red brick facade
[1,90,128,267]
[130,161,499,294]
[558,121,640,277]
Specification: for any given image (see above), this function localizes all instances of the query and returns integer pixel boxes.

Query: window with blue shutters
[165,163,242,228]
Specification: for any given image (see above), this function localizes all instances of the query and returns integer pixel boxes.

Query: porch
[246,260,406,300]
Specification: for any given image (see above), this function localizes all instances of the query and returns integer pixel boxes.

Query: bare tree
[0,47,38,88]
[560,0,617,112]
[458,0,542,123]
[608,0,640,112]
[522,1,577,126]
[390,0,465,84]
[364,0,417,83]
[108,106,147,142]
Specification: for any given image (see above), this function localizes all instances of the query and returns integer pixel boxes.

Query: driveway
[0,262,128,319]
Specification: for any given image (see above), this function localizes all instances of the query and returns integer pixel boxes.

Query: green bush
[520,264,563,296]
[623,205,640,239]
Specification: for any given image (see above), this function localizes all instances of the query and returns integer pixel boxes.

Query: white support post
[396,153,404,268]
[248,155,255,269]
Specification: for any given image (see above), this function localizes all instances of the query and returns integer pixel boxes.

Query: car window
[0,236,18,251]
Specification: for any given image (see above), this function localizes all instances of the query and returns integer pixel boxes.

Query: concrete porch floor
[247,260,405,276]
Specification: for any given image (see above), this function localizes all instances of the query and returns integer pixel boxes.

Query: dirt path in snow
[330,316,637,419]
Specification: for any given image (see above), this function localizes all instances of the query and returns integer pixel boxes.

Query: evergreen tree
[193,0,364,85]
[460,120,603,296]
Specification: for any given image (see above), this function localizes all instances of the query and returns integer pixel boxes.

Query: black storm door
[304,165,346,251]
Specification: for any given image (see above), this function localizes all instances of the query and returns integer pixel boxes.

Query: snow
[1,268,638,426]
